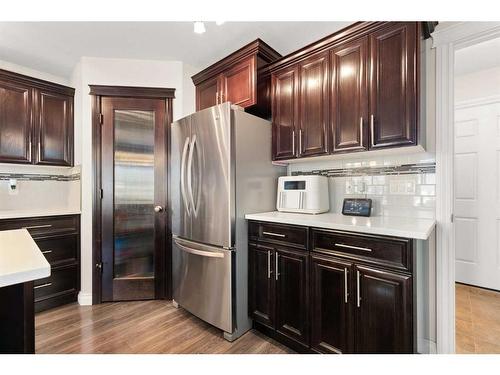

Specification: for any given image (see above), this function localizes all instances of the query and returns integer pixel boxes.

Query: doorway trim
[432,22,500,354]
[90,85,175,304]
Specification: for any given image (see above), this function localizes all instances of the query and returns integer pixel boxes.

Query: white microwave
[277,175,329,214]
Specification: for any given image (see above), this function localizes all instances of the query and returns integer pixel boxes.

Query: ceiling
[0,22,352,78]
[455,36,500,76]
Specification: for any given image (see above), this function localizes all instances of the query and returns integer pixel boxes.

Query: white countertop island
[245,211,436,240]
[0,229,51,288]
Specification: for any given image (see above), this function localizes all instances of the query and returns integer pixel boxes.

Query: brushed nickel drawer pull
[335,243,372,252]
[344,268,349,304]
[34,282,52,290]
[263,231,286,238]
[41,250,52,254]
[23,224,52,230]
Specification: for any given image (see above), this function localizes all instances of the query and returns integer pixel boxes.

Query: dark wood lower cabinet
[354,265,413,353]
[248,221,416,354]
[275,247,309,346]
[310,254,352,354]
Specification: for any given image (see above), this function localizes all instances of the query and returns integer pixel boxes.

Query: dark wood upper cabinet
[0,69,74,166]
[297,52,329,157]
[354,265,413,353]
[331,36,368,153]
[222,56,256,108]
[0,78,33,164]
[310,254,352,354]
[35,90,73,166]
[275,247,309,346]
[272,66,298,160]
[369,22,418,149]
[192,39,281,115]
[195,76,220,112]
[248,243,275,328]
[268,22,420,160]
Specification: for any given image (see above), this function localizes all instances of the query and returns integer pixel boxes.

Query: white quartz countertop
[0,209,81,220]
[245,211,436,240]
[0,229,51,288]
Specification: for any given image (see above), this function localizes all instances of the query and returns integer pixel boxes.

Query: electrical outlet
[8,178,18,195]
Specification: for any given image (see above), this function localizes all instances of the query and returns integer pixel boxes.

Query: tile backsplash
[288,152,436,219]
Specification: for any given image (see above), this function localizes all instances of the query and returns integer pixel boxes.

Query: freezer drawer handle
[262,231,286,238]
[174,239,224,258]
[335,243,372,252]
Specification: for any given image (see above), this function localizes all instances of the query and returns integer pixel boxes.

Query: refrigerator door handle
[174,237,225,258]
[187,134,201,218]
[180,136,191,216]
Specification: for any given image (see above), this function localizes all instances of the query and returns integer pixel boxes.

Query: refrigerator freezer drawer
[172,236,233,333]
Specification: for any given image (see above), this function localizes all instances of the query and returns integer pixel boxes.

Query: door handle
[298,129,302,156]
[180,136,191,216]
[174,238,224,258]
[187,134,201,218]
[154,206,163,213]
[344,268,349,303]
[267,250,272,279]
[356,270,361,307]
[359,117,364,147]
[275,253,280,280]
[370,114,375,147]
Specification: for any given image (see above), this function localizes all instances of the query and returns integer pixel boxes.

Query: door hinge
[99,113,103,125]
[95,262,103,273]
[100,188,103,199]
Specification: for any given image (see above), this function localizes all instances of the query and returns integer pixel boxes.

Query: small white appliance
[277,175,329,214]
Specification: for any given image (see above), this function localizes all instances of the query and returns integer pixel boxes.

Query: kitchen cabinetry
[269,22,420,160]
[0,69,75,166]
[248,220,416,354]
[0,215,80,312]
[192,39,281,117]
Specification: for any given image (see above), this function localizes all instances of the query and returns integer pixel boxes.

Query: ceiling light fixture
[194,21,206,34]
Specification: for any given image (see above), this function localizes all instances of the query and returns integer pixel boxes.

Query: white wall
[71,57,193,304]
[0,59,70,86]
[455,66,500,103]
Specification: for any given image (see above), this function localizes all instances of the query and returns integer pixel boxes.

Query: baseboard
[77,292,93,306]
[418,338,437,354]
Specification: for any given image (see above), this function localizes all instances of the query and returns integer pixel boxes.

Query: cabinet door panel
[196,76,220,111]
[0,80,33,163]
[355,265,413,353]
[369,22,418,148]
[222,57,255,108]
[298,52,329,157]
[310,254,352,353]
[248,244,275,328]
[331,37,368,153]
[35,90,73,166]
[272,67,298,160]
[275,247,309,345]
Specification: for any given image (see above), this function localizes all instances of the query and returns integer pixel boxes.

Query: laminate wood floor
[456,283,500,354]
[35,300,294,354]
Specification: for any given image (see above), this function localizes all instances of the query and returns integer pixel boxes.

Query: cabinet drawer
[249,221,308,249]
[311,229,412,272]
[35,234,78,266]
[34,265,78,301]
[0,215,79,238]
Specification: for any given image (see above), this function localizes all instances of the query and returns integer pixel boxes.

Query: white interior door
[454,99,500,290]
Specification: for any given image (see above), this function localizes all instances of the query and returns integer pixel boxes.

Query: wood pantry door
[101,97,168,301]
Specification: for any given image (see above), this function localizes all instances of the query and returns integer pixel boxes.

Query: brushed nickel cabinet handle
[335,243,372,252]
[267,250,272,279]
[263,231,286,238]
[360,117,364,147]
[370,114,375,147]
[292,130,295,156]
[23,224,52,230]
[34,282,52,290]
[344,268,349,304]
[357,270,361,308]
[275,253,280,280]
[41,250,52,254]
[299,129,303,156]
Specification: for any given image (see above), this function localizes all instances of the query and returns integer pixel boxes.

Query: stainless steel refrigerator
[171,102,284,341]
